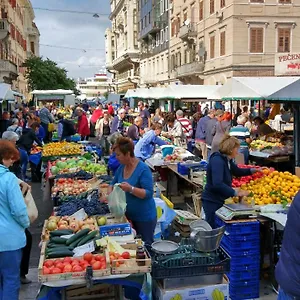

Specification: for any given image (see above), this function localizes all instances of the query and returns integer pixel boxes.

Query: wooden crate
[110,243,151,275]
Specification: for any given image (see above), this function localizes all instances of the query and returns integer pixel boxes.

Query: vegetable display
[43,142,82,157]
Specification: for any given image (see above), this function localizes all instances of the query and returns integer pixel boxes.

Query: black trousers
[21,229,32,276]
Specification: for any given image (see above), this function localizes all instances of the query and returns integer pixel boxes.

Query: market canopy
[209,77,300,101]
[0,83,15,103]
[31,89,74,95]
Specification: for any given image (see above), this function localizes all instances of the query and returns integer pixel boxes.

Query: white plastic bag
[108,184,127,218]
[24,191,38,223]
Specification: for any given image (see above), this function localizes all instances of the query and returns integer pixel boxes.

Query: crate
[110,243,151,275]
[216,217,260,236]
[223,232,259,242]
[177,163,190,175]
[151,246,230,279]
[221,235,260,251]
[228,264,260,281]
[230,255,260,268]
[98,215,132,237]
[229,281,260,300]
[221,243,260,257]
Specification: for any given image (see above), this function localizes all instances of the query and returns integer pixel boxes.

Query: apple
[97,216,107,226]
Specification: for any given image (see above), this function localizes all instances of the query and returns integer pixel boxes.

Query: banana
[212,289,224,300]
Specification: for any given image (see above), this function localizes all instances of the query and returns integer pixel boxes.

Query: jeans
[202,200,223,229]
[239,147,250,165]
[41,122,50,143]
[0,249,22,300]
[100,136,110,156]
[278,289,299,300]
[19,148,28,181]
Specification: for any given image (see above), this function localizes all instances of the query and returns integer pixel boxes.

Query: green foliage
[24,56,76,92]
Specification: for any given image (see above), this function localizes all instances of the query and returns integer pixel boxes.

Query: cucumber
[46,250,73,259]
[50,229,74,237]
[47,242,68,248]
[66,229,90,246]
[46,246,74,254]
[50,237,67,244]
[77,231,99,247]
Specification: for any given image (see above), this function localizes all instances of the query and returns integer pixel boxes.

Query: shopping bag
[107,184,127,218]
[48,123,55,132]
[24,191,38,223]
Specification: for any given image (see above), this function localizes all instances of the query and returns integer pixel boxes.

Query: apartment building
[0,0,39,97]
[169,0,300,86]
[138,0,170,86]
[105,0,140,92]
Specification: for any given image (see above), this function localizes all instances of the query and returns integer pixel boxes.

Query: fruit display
[250,140,283,151]
[43,216,98,241]
[240,170,300,206]
[97,236,136,257]
[50,157,107,176]
[42,252,107,275]
[164,153,182,163]
[56,107,73,119]
[51,178,91,196]
[30,146,42,154]
[42,142,82,157]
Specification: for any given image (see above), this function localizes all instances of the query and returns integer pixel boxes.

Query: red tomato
[56,262,65,271]
[63,264,73,273]
[92,261,101,270]
[71,260,80,266]
[94,255,103,261]
[81,262,90,270]
[54,259,63,265]
[114,252,121,259]
[83,252,93,262]
[79,259,86,266]
[63,257,72,264]
[44,260,54,268]
[121,252,130,259]
[100,262,106,269]
[90,259,96,265]
[72,265,83,272]
[51,267,62,274]
[43,266,50,275]
[99,256,105,262]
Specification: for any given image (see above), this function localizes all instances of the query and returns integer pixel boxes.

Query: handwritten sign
[73,241,95,257]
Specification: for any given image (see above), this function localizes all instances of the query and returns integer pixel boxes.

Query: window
[148,12,151,24]
[210,0,214,14]
[133,9,137,24]
[278,28,291,53]
[220,31,225,56]
[134,31,138,47]
[250,0,264,2]
[183,10,187,22]
[250,28,263,53]
[165,26,169,41]
[210,35,215,58]
[171,20,175,36]
[278,0,291,3]
[220,0,225,8]
[199,1,203,21]
[177,16,181,33]
[160,29,164,44]
[30,41,35,54]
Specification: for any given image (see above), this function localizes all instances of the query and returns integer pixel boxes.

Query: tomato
[110,255,115,262]
[114,252,121,259]
[71,260,80,266]
[79,259,86,266]
[83,252,93,262]
[121,252,130,259]
[115,261,120,267]
[63,257,72,264]
[63,264,73,273]
[92,261,101,270]
[54,259,63,265]
[90,259,96,265]
[72,265,83,272]
[94,255,104,262]
[56,262,65,271]
[100,262,106,269]
[43,266,50,275]
[81,262,90,270]
[44,260,54,268]
[51,267,62,274]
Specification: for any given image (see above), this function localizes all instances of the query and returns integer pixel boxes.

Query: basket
[221,235,260,251]
[161,145,175,158]
[230,255,260,267]
[228,263,260,281]
[229,280,260,300]
[221,244,260,257]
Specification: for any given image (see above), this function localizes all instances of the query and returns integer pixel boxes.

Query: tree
[24,56,76,92]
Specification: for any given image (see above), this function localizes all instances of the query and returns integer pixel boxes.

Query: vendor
[253,116,274,137]
[108,137,157,245]
[202,135,260,228]
[134,123,166,161]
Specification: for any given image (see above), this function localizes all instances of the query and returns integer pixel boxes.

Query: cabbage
[51,166,59,175]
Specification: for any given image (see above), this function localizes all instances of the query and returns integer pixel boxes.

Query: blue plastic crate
[177,163,190,176]
[230,281,260,300]
[228,265,260,281]
[221,243,260,257]
[222,232,259,242]
[216,217,260,236]
[222,235,260,250]
[230,255,260,268]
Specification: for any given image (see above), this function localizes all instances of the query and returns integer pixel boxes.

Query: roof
[31,89,74,95]
[0,83,15,103]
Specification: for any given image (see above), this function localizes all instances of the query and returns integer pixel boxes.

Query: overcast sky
[31,0,111,80]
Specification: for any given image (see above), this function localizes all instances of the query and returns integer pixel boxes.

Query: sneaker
[20,276,32,284]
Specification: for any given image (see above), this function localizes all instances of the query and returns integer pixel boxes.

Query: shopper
[229,115,252,164]
[111,109,126,134]
[138,101,151,129]
[211,112,232,153]
[109,137,157,245]
[253,116,274,137]
[95,111,112,156]
[153,108,164,124]
[127,116,143,142]
[202,135,258,228]
[57,113,76,142]
[0,140,30,299]
[134,123,166,161]
[7,118,23,137]
[76,108,90,141]
[162,114,186,148]
[107,132,122,175]
[275,190,300,300]
[107,102,114,116]
[90,104,104,137]
[176,110,193,146]
[39,103,54,143]
[195,110,215,160]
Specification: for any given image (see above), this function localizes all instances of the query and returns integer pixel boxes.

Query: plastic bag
[24,191,38,223]
[108,184,127,218]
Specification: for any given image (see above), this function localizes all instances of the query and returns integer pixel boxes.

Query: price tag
[71,208,87,221]
[73,241,95,257]
[60,234,74,239]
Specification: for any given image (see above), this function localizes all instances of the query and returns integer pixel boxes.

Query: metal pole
[230,99,233,126]
[294,104,300,167]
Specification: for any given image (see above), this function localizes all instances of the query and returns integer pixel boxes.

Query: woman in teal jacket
[0,140,30,300]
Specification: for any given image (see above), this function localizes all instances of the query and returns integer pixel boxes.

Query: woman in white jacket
[95,111,112,156]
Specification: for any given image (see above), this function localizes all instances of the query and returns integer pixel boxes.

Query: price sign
[71,208,87,221]
[73,241,95,257]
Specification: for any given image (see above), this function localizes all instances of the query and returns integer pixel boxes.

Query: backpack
[62,119,76,136]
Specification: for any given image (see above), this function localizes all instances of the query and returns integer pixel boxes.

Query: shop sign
[275,53,300,76]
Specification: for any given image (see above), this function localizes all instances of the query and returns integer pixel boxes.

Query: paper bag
[24,191,38,223]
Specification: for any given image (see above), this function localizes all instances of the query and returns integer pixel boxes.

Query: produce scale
[216,204,257,221]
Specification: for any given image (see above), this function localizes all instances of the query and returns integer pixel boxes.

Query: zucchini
[77,231,99,247]
[46,250,73,259]
[46,246,74,254]
[50,237,67,244]
[66,229,90,246]
[50,229,74,237]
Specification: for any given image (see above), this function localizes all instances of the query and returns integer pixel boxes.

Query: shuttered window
[210,36,215,59]
[250,28,263,53]
[199,1,203,21]
[250,0,264,3]
[220,31,225,56]
[210,0,214,14]
[278,28,291,53]
[220,0,225,8]
[278,0,291,3]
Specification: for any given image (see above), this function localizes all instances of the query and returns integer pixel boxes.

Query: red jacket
[91,108,103,124]
[77,114,90,136]
[108,105,114,116]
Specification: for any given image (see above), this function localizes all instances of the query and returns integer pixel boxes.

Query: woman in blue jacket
[134,123,166,161]
[0,140,30,299]
[202,135,259,228]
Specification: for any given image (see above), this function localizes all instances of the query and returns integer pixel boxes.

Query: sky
[31,0,111,80]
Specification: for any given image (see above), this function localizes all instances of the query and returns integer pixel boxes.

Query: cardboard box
[153,278,229,300]
[154,198,167,222]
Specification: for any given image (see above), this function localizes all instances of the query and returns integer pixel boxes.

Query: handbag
[23,190,38,223]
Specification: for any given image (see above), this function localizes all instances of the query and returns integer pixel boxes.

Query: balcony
[0,60,18,84]
[27,27,38,36]
[111,51,140,71]
[177,61,204,78]
[0,19,10,40]
[178,23,197,41]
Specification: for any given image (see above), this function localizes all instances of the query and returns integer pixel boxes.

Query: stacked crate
[216,217,260,300]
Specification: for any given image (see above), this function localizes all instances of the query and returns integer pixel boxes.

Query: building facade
[76,73,112,100]
[0,0,39,97]
[105,0,140,93]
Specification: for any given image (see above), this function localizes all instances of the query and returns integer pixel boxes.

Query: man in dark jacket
[17,122,42,154]
[127,117,142,142]
[275,191,300,299]
[111,109,126,134]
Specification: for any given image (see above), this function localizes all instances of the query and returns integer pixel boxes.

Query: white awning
[31,89,74,95]
[0,83,15,103]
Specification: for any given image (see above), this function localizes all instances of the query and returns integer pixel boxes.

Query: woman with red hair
[211,112,232,153]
